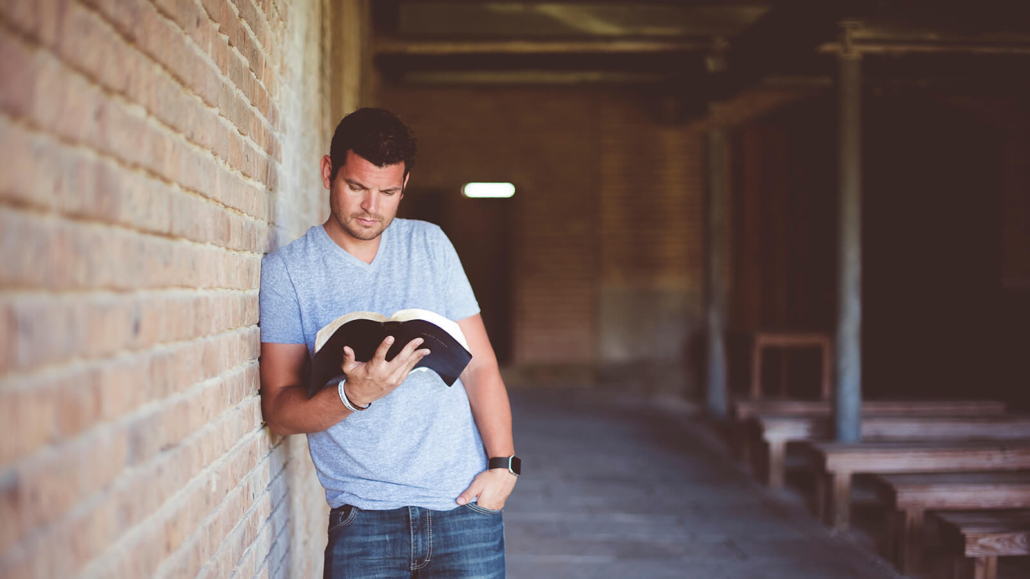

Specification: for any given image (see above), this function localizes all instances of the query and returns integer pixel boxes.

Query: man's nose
[360,190,377,214]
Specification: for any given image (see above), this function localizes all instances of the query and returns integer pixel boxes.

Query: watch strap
[488,455,521,476]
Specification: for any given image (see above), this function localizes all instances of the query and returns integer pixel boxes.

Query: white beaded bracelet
[337,379,371,412]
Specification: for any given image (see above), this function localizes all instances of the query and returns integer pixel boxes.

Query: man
[259,108,518,578]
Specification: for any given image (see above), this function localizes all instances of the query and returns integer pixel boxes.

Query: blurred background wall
[0,0,366,576]
[383,85,813,395]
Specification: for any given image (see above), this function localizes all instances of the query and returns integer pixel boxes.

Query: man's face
[323,150,408,242]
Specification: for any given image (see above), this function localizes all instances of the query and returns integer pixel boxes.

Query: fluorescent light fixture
[462,182,515,198]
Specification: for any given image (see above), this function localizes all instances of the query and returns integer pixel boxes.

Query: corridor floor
[502,389,899,579]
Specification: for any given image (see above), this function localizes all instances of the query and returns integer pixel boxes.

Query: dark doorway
[863,95,1005,400]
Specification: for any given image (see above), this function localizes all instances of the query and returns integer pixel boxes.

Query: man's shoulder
[263,226,321,266]
[393,218,452,244]
[392,217,444,237]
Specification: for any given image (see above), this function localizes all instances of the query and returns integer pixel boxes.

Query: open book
[308,309,473,397]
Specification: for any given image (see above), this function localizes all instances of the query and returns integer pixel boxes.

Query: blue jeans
[323,504,505,579]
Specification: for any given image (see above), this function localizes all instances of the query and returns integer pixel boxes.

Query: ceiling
[371,1,1030,102]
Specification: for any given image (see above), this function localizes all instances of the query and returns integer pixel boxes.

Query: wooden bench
[731,398,1008,421]
[870,472,1030,575]
[727,398,1008,479]
[801,441,1030,531]
[755,414,1030,489]
[932,510,1030,579]
[742,330,833,399]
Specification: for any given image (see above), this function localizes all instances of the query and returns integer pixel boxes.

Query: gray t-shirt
[259,218,486,510]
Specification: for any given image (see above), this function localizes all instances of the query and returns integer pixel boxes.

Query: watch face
[509,455,521,476]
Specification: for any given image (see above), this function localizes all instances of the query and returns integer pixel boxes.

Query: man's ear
[401,172,410,196]
[320,155,333,190]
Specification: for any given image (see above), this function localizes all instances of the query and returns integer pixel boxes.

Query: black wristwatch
[488,455,521,476]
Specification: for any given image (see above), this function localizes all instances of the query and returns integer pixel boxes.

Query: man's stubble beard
[330,200,390,241]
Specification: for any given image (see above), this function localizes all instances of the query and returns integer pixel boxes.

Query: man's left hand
[456,468,517,510]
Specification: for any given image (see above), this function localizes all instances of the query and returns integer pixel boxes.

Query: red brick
[157,440,274,579]
[87,402,265,577]
[0,327,259,468]
[80,0,280,149]
[0,0,333,575]
[0,301,13,375]
[0,30,44,120]
[0,386,56,470]
[0,426,128,554]
[0,207,262,291]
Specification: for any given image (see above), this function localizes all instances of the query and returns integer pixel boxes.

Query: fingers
[370,335,395,365]
[397,337,428,367]
[396,337,425,360]
[385,338,424,376]
[341,346,357,372]
[359,337,433,392]
[403,349,431,374]
[456,479,483,506]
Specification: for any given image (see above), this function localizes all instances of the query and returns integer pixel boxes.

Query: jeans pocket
[327,504,358,536]
[465,502,502,516]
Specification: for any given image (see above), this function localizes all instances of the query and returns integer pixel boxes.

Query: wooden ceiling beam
[400,70,668,85]
[819,40,1030,56]
[820,20,1030,56]
[374,37,714,56]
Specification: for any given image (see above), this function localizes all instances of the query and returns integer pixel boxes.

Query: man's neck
[323,218,381,264]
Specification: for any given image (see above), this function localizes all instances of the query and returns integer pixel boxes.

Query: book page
[389,309,470,350]
[315,311,388,353]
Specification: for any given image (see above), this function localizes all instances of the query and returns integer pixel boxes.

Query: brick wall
[0,0,358,576]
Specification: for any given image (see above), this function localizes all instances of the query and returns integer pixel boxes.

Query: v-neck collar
[316,223,390,271]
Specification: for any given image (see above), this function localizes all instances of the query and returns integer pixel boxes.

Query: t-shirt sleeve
[259,253,306,344]
[434,227,481,322]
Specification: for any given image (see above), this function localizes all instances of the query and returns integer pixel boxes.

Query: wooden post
[705,117,729,419]
[834,26,863,443]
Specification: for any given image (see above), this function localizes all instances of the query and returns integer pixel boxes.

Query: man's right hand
[340,336,431,406]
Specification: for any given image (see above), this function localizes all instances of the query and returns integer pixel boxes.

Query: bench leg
[972,556,997,576]
[954,556,999,579]
[830,471,852,530]
[899,508,925,576]
[778,349,788,397]
[953,557,972,579]
[974,557,997,579]
[820,342,832,400]
[816,471,844,527]
[953,556,971,579]
[739,424,753,466]
[767,439,786,489]
[815,472,827,522]
[885,510,901,567]
[750,344,762,398]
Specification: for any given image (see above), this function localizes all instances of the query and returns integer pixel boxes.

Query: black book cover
[308,310,472,398]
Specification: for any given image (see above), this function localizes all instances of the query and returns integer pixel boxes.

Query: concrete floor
[503,389,901,579]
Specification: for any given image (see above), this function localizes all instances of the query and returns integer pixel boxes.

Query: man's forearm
[464,367,515,457]
[262,383,352,436]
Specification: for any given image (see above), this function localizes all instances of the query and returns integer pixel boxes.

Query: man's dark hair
[330,108,417,182]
